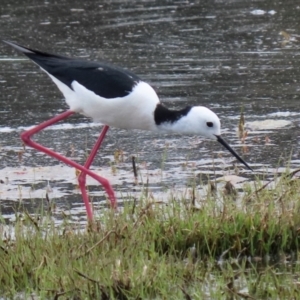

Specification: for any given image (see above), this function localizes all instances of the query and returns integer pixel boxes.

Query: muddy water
[0,0,300,222]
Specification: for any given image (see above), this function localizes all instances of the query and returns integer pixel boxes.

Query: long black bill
[216,135,253,171]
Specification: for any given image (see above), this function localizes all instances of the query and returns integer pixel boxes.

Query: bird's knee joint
[20,132,31,144]
[78,173,87,185]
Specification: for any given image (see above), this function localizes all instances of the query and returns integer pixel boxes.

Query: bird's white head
[158,105,252,170]
[165,106,221,139]
[186,106,221,139]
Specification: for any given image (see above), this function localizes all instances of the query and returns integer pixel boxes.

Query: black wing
[3,40,141,99]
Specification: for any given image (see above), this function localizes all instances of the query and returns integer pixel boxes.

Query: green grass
[1,170,300,299]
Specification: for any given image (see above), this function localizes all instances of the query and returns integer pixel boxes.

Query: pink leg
[21,110,116,221]
[78,126,112,216]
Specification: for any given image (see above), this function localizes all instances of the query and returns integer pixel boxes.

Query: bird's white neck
[154,104,193,133]
[154,104,203,134]
[156,114,198,134]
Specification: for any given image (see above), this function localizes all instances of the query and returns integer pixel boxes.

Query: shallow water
[0,0,300,222]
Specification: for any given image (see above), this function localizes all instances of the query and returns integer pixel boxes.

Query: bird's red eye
[206,122,213,127]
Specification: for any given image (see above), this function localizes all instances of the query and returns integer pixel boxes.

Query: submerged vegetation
[1,168,300,299]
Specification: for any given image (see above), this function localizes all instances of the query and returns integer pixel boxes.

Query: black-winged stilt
[3,40,252,221]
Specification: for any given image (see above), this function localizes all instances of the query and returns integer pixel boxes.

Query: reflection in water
[0,0,300,220]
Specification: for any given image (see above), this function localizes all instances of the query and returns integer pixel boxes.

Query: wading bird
[3,40,252,221]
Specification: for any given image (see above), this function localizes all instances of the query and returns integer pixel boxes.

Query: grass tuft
[1,171,300,298]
